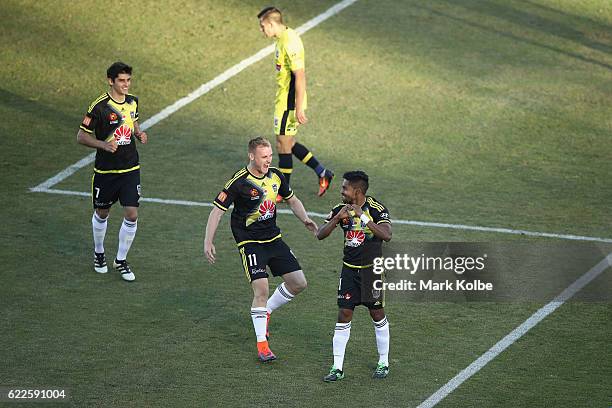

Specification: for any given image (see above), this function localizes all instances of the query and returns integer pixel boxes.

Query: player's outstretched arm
[286,196,317,236]
[76,129,117,153]
[204,206,225,264]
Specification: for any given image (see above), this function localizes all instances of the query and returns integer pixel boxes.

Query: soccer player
[257,6,334,200]
[317,171,392,381]
[76,62,148,282]
[204,137,318,362]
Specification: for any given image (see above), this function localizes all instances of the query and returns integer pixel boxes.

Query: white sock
[333,322,351,371]
[251,307,268,342]
[92,212,108,253]
[266,282,294,314]
[373,317,390,366]
[116,218,137,261]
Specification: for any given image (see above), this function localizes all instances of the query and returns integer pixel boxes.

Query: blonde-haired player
[204,137,318,361]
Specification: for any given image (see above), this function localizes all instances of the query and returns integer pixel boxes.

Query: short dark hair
[257,6,283,23]
[107,62,132,81]
[343,170,369,194]
[248,136,272,153]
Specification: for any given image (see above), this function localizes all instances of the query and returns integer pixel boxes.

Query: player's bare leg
[113,206,138,282]
[252,278,276,361]
[123,206,138,222]
[251,277,270,308]
[95,208,110,218]
[280,269,307,295]
[369,308,390,379]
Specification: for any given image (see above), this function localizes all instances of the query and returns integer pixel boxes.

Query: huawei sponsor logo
[113,124,132,145]
[257,199,276,221]
[345,230,365,247]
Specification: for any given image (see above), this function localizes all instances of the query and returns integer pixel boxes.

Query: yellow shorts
[274,110,299,136]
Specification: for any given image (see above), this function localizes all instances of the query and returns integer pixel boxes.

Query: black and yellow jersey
[79,92,140,173]
[325,196,391,268]
[274,27,307,114]
[214,167,294,246]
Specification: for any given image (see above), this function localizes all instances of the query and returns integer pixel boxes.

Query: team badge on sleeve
[82,116,91,126]
[217,191,227,202]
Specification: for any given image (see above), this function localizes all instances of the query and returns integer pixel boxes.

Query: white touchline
[417,253,612,408]
[30,153,96,192]
[33,188,612,244]
[29,0,360,192]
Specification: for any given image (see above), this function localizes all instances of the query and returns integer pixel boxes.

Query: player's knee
[285,277,307,295]
[276,136,294,153]
[338,308,353,323]
[293,277,307,294]
[95,208,110,219]
[369,308,385,321]
[124,208,138,221]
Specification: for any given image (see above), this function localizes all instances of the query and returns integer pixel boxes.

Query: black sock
[292,142,324,176]
[278,153,293,184]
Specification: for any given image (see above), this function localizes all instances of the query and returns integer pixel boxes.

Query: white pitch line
[417,253,612,408]
[29,0,359,192]
[33,187,612,244]
[396,220,612,243]
[30,153,96,192]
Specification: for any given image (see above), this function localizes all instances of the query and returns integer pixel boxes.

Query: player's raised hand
[296,109,308,125]
[348,204,363,217]
[204,241,216,264]
[136,131,148,144]
[335,205,350,221]
[103,138,118,153]
[303,217,318,235]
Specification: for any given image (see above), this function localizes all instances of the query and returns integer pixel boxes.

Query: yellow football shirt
[274,27,307,114]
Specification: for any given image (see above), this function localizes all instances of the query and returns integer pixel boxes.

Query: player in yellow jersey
[258,6,334,201]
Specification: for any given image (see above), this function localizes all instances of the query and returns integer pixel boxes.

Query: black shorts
[337,264,385,310]
[238,239,301,282]
[92,170,141,209]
